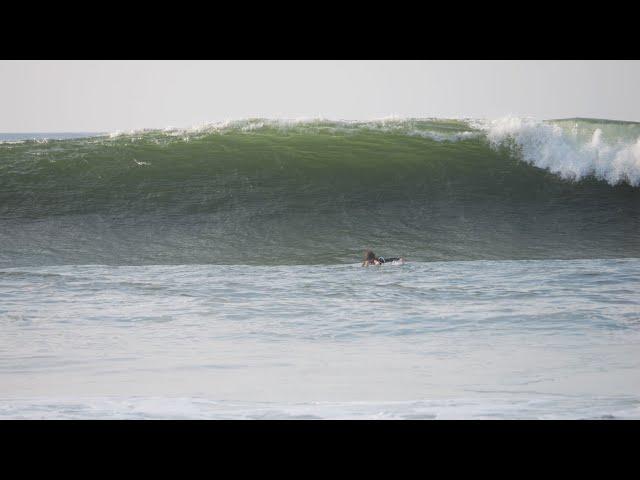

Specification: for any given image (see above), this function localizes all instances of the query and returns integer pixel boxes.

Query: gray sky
[1,60,639,132]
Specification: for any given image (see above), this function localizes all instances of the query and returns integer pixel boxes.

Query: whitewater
[1,116,639,419]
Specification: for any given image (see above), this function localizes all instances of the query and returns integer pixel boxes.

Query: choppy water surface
[2,259,639,419]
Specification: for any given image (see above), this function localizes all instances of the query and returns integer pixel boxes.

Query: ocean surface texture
[1,117,639,419]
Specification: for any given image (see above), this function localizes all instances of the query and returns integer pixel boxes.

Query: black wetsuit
[378,257,401,264]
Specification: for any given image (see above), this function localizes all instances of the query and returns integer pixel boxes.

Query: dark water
[1,118,639,266]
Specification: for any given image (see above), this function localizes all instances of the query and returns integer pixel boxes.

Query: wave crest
[484,116,640,186]
[101,116,640,186]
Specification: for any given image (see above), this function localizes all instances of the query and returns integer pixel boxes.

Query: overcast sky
[1,60,639,132]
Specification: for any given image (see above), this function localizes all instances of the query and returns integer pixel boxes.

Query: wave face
[1,117,639,266]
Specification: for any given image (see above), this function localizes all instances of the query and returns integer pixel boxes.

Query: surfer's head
[364,250,377,262]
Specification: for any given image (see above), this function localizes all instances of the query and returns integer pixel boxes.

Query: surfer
[362,249,404,266]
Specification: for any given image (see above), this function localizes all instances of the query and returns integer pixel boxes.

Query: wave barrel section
[1,117,639,266]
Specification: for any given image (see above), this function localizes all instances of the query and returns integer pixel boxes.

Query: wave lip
[482,116,640,186]
[103,117,484,143]
[100,116,640,187]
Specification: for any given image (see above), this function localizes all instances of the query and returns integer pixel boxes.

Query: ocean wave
[99,116,640,186]
[1,116,639,265]
[482,116,640,186]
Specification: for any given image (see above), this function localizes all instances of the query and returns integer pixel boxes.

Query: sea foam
[482,116,640,186]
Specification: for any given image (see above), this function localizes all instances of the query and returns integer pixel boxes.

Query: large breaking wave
[1,117,639,266]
